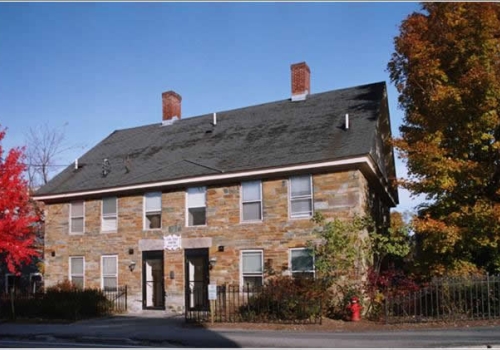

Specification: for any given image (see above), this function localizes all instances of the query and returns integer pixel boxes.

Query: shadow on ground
[0,314,241,347]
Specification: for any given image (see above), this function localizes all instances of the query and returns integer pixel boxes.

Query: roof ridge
[112,81,386,134]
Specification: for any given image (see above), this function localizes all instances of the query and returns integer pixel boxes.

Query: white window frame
[143,192,162,230]
[289,248,315,279]
[186,186,207,227]
[101,255,118,291]
[288,175,313,218]
[69,256,85,288]
[240,181,263,223]
[101,196,118,233]
[29,273,43,294]
[240,250,264,290]
[69,200,85,234]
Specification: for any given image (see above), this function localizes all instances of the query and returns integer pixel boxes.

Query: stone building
[33,62,398,313]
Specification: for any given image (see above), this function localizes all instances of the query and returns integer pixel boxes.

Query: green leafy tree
[388,3,500,275]
[310,212,370,283]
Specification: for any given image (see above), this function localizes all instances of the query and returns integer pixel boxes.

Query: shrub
[1,280,113,320]
[364,266,420,320]
[238,276,325,322]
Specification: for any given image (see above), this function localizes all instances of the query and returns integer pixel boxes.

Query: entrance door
[142,250,165,310]
[185,248,209,311]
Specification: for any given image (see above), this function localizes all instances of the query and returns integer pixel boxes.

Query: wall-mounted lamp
[209,257,217,270]
[129,261,136,272]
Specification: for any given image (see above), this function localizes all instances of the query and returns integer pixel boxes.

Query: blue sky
[0,2,423,213]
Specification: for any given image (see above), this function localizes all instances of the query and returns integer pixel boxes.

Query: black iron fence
[185,284,322,324]
[0,285,127,319]
[384,275,500,324]
[102,286,128,312]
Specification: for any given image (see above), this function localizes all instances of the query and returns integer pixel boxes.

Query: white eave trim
[33,156,392,203]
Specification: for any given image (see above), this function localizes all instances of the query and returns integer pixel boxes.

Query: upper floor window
[290,248,315,279]
[144,192,162,230]
[187,187,206,226]
[69,256,85,289]
[241,181,262,222]
[241,250,263,289]
[289,175,313,218]
[101,255,118,291]
[70,200,84,234]
[101,197,117,232]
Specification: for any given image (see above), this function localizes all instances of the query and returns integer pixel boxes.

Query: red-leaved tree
[0,126,39,274]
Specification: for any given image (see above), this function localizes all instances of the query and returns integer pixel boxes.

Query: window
[70,200,84,234]
[241,250,263,289]
[102,197,117,232]
[289,175,313,218]
[5,274,20,294]
[30,273,43,294]
[101,255,118,291]
[241,181,262,222]
[144,192,162,229]
[290,248,315,279]
[187,187,206,226]
[69,256,84,289]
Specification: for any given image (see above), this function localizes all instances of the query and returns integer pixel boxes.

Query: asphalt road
[0,339,140,348]
[2,315,500,348]
[215,328,500,348]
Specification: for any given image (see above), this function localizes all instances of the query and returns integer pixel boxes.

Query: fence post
[384,295,389,325]
[487,274,491,319]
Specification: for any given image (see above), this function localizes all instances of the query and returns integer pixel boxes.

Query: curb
[1,333,181,347]
[77,335,140,346]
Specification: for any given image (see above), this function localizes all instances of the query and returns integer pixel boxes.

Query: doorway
[142,250,165,310]
[185,248,209,311]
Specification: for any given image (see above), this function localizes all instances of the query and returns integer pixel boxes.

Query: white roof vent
[161,116,179,126]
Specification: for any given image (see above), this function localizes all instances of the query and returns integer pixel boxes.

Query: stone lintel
[182,237,212,249]
[139,239,164,251]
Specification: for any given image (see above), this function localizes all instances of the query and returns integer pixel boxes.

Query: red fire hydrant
[347,296,362,322]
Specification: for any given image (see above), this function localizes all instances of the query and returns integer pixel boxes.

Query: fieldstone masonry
[43,170,389,313]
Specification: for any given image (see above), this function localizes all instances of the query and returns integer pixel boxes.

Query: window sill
[69,232,84,235]
[289,215,313,221]
[101,230,118,234]
[143,228,162,232]
[239,220,263,225]
[186,224,208,228]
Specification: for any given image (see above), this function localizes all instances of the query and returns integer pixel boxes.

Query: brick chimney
[162,91,182,123]
[291,62,310,101]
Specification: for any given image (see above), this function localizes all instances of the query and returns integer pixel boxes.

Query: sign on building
[164,234,181,251]
[208,284,217,300]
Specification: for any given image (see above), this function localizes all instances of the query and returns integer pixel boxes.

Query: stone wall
[43,169,384,313]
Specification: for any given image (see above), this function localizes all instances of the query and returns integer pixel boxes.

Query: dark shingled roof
[35,82,394,199]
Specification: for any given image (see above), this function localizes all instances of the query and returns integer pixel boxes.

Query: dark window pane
[189,207,206,226]
[291,249,314,271]
[146,213,161,229]
[243,276,263,290]
[72,276,84,289]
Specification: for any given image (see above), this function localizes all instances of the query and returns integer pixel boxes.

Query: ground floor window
[290,248,315,279]
[69,256,85,288]
[5,274,21,294]
[101,255,118,291]
[241,250,263,289]
[30,273,43,294]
